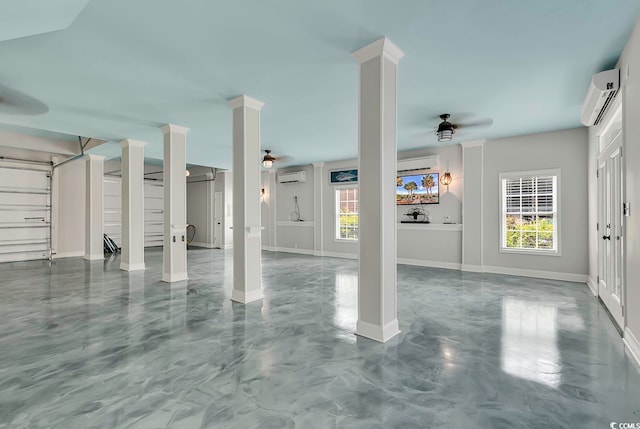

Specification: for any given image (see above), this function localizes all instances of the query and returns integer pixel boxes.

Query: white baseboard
[162,272,188,282]
[482,265,588,283]
[356,319,400,343]
[622,326,640,368]
[273,247,314,255]
[52,251,85,259]
[189,242,215,249]
[120,262,145,272]
[322,251,358,260]
[624,327,640,370]
[461,264,484,273]
[262,246,277,251]
[84,254,104,261]
[587,277,598,296]
[231,288,263,304]
[398,258,461,271]
[222,244,233,250]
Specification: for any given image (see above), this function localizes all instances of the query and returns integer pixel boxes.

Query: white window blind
[335,188,358,241]
[501,170,559,254]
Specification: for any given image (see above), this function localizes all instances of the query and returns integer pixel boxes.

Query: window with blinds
[500,170,559,254]
[335,187,358,241]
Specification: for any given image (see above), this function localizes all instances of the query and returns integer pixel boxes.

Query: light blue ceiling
[0,0,638,169]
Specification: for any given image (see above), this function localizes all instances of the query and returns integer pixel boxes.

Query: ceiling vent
[277,171,306,183]
[581,68,619,126]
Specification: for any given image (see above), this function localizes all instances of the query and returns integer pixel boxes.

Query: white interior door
[0,163,51,263]
[597,111,625,330]
[214,191,222,248]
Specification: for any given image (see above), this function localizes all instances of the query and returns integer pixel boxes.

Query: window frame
[499,169,561,256]
[334,185,359,242]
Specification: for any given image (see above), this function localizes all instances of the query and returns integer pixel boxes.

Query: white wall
[214,171,233,248]
[482,128,589,277]
[274,165,315,252]
[53,158,86,258]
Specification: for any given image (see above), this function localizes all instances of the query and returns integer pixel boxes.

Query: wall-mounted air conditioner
[581,68,619,126]
[397,155,440,173]
[277,171,306,183]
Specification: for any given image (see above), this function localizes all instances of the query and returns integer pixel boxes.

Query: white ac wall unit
[277,171,306,183]
[581,68,619,126]
[397,155,440,173]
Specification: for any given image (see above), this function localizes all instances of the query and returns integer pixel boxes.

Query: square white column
[84,154,105,260]
[312,162,324,256]
[120,139,146,271]
[229,95,264,304]
[461,140,485,272]
[161,124,189,283]
[353,37,404,343]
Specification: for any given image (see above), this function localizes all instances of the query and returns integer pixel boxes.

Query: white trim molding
[84,254,104,261]
[356,319,400,343]
[160,124,189,135]
[623,327,640,370]
[352,37,405,65]
[461,264,484,273]
[321,251,358,260]
[228,95,265,111]
[397,258,461,271]
[460,140,486,148]
[231,288,263,304]
[52,251,85,260]
[189,242,216,249]
[272,247,314,256]
[120,262,146,272]
[587,277,598,296]
[397,223,462,232]
[482,265,587,283]
[276,221,315,227]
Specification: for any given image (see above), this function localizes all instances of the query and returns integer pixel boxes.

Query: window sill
[500,247,561,257]
[334,238,358,243]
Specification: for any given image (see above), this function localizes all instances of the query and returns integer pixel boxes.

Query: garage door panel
[0,164,51,263]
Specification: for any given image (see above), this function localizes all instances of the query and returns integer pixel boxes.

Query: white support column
[267,169,277,250]
[312,162,324,256]
[84,154,105,260]
[161,124,189,283]
[229,95,264,304]
[461,140,485,272]
[120,140,146,271]
[353,37,404,343]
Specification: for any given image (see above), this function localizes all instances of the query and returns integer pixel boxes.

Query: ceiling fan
[262,149,290,168]
[0,85,49,116]
[434,113,493,142]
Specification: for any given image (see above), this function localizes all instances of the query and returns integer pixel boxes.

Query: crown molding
[352,37,405,65]
[312,162,325,168]
[161,124,189,135]
[228,95,265,111]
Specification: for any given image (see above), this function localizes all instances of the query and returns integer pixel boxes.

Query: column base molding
[162,272,188,283]
[624,327,640,370]
[231,288,263,304]
[84,254,104,261]
[120,262,146,272]
[356,319,400,343]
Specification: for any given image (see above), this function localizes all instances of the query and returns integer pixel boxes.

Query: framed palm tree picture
[396,172,439,205]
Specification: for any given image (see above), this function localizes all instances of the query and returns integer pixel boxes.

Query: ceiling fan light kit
[262,149,276,168]
[436,113,455,142]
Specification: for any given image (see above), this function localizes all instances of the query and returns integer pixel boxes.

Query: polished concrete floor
[0,248,639,428]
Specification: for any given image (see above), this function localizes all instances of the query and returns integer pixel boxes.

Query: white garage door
[104,176,164,247]
[0,163,51,263]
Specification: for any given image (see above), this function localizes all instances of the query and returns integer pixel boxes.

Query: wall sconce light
[260,188,266,201]
[440,172,452,187]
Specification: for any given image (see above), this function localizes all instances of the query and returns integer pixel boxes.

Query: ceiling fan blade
[0,85,49,115]
[274,155,293,163]
[456,118,494,130]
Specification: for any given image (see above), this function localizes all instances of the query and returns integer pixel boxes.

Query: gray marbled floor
[1,249,639,428]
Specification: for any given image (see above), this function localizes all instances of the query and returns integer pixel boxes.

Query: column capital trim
[460,140,486,149]
[352,37,405,65]
[312,162,325,168]
[161,124,190,135]
[84,154,105,162]
[120,139,146,148]
[228,95,265,111]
